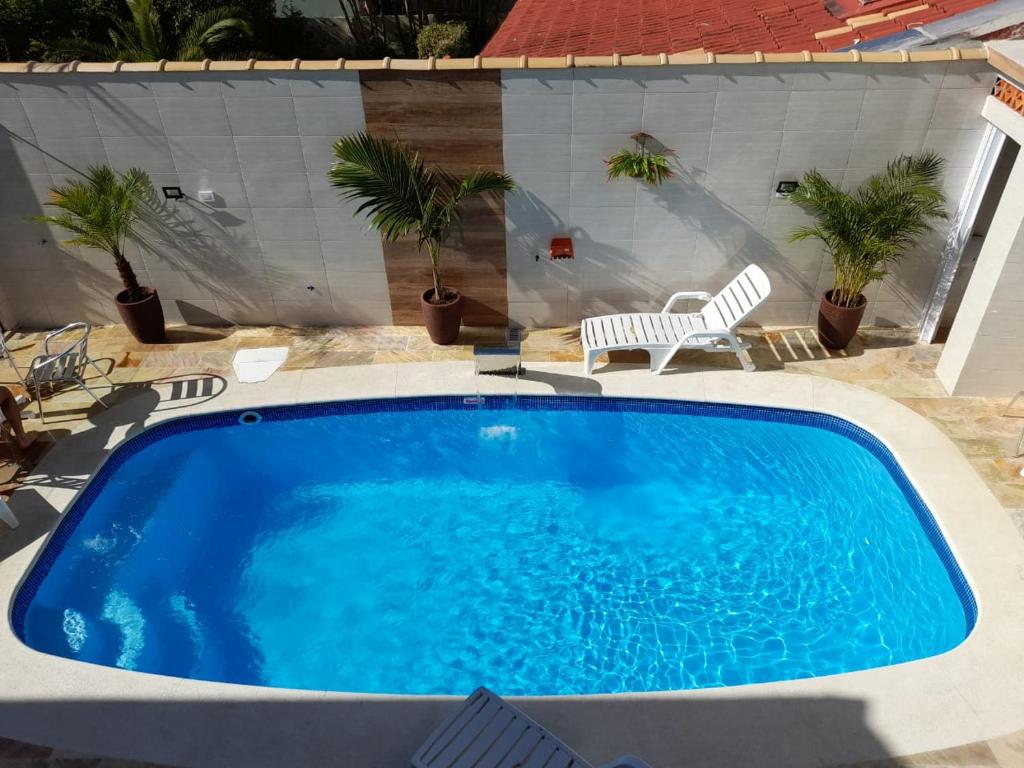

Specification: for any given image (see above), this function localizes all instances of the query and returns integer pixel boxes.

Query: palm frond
[55,0,249,62]
[177,6,253,61]
[124,0,166,60]
[329,132,431,242]
[438,169,515,239]
[328,132,516,296]
[48,36,120,62]
[29,165,153,264]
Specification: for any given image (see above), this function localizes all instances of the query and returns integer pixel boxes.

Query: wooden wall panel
[360,70,508,326]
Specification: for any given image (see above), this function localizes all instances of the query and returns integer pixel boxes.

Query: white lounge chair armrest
[661,291,713,313]
[679,329,745,345]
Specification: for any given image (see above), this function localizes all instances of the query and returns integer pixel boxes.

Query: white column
[936,148,1024,396]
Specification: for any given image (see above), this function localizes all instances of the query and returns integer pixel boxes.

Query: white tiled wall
[501,61,997,328]
[0,71,390,328]
[0,63,1001,332]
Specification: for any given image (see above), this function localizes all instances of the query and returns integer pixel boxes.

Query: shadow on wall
[504,143,824,328]
[0,87,290,330]
[881,226,950,329]
[648,144,815,303]
[132,187,290,327]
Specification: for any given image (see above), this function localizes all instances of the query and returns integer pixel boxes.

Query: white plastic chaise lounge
[581,264,771,375]
[411,687,651,768]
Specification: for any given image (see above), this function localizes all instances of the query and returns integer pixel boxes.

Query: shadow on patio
[0,693,899,768]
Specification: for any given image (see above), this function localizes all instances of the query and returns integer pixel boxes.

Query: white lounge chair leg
[0,499,18,529]
[728,336,755,372]
[649,347,675,375]
[583,347,601,376]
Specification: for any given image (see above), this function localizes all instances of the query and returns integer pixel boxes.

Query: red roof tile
[481,0,996,56]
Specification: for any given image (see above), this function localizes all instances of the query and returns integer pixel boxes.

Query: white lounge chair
[412,687,651,768]
[582,264,771,375]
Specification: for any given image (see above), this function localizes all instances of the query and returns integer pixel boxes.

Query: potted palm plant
[329,132,516,344]
[32,165,166,343]
[789,152,947,349]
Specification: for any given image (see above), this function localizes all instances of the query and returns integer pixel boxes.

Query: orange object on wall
[994,78,1024,118]
[550,237,574,260]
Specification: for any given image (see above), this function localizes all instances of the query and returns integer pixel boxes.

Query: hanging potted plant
[32,165,166,343]
[788,152,947,349]
[329,132,516,344]
[605,132,674,186]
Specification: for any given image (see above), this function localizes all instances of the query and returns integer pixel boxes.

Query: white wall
[937,97,1024,396]
[0,62,1000,332]
[0,71,390,329]
[500,61,997,328]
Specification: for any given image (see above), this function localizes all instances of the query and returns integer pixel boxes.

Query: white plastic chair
[581,264,772,375]
[25,322,114,422]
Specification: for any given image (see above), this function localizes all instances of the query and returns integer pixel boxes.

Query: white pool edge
[1,362,1022,768]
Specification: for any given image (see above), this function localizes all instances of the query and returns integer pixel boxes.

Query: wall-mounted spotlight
[162,186,185,200]
[775,180,799,198]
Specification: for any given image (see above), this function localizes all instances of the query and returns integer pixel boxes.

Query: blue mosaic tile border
[10,394,977,640]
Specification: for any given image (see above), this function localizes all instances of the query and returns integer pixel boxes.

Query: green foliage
[51,0,252,61]
[416,21,469,58]
[789,152,947,308]
[0,0,112,61]
[30,165,152,300]
[152,0,273,39]
[329,132,515,302]
[605,134,674,186]
[605,148,674,186]
[338,0,508,58]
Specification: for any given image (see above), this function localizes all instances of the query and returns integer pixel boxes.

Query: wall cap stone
[0,46,991,75]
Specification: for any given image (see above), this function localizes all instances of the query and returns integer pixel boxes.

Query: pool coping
[1,362,1023,768]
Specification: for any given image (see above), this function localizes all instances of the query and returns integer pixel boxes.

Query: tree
[337,0,509,58]
[52,0,252,62]
[0,0,112,61]
[416,21,469,58]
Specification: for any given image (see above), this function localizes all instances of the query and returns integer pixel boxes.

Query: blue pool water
[14,396,973,696]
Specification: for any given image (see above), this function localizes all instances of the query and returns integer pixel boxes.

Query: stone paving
[0,322,1022,768]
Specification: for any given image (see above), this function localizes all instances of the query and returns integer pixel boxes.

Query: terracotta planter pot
[420,289,463,345]
[116,287,166,344]
[817,290,866,350]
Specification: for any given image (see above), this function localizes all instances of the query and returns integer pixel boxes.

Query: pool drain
[238,410,262,425]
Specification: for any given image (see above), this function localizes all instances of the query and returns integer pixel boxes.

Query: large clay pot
[420,288,463,345]
[116,287,166,343]
[817,290,866,350]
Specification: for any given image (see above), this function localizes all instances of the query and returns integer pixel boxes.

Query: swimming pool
[12,396,974,696]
